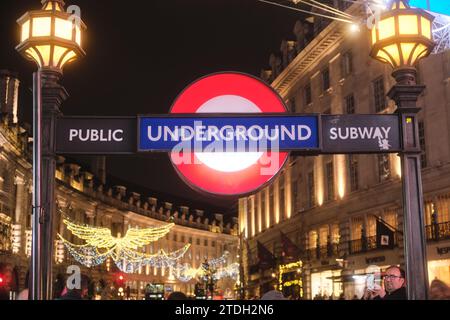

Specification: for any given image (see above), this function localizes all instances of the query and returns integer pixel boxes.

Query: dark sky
[0,0,308,214]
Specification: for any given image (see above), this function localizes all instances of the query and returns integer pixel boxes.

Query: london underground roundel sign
[169,72,289,196]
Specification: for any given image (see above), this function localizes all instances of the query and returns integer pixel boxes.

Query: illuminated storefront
[311,270,342,299]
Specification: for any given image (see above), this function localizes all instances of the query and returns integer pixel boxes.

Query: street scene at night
[0,0,450,307]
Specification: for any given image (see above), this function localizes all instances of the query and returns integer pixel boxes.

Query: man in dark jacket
[363,265,407,300]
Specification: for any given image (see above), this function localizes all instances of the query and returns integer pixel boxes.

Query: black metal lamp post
[15,0,86,300]
[369,0,435,300]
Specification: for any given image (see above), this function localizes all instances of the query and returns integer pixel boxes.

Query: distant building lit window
[322,68,330,92]
[292,179,298,215]
[348,155,359,192]
[378,154,391,182]
[308,171,315,208]
[345,94,355,114]
[304,83,312,105]
[373,76,386,113]
[326,162,335,201]
[419,121,427,168]
[341,51,353,78]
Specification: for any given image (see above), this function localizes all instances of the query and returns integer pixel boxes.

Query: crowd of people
[1,263,450,300]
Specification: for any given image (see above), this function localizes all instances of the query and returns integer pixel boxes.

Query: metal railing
[305,243,339,260]
[425,221,450,241]
[348,236,379,255]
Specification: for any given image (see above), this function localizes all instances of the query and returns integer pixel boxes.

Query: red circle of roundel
[170,72,289,196]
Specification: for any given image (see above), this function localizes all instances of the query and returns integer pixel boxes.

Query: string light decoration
[172,252,239,282]
[58,217,190,273]
[278,261,303,293]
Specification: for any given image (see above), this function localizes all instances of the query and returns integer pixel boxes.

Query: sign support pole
[31,72,43,300]
[389,68,429,300]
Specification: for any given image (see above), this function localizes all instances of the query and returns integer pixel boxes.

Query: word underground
[147,124,312,142]
[69,129,124,142]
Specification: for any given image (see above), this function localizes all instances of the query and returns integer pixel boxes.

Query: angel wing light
[58,218,190,273]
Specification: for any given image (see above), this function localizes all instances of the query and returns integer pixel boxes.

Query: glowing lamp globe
[15,0,86,72]
[370,0,435,71]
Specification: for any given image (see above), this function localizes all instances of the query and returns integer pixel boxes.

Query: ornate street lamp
[370,0,434,83]
[15,0,86,300]
[16,0,86,71]
[369,0,435,300]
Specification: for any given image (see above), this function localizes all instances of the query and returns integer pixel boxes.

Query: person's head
[429,279,450,300]
[62,274,90,299]
[260,290,287,300]
[167,291,187,300]
[383,266,406,293]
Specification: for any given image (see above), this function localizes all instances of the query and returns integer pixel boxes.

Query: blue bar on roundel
[138,115,319,153]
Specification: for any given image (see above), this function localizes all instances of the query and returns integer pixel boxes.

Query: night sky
[0,0,308,214]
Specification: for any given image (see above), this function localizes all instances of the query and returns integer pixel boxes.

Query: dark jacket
[373,287,407,300]
[382,287,407,300]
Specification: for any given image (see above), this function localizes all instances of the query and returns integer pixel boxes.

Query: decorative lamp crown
[15,0,86,72]
[370,0,435,70]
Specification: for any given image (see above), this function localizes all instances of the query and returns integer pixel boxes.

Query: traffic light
[115,273,126,299]
[115,273,125,287]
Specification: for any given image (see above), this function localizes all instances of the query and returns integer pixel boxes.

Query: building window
[173,234,177,242]
[373,76,386,112]
[345,94,355,114]
[348,155,359,192]
[322,68,330,92]
[270,186,275,222]
[196,238,200,246]
[204,239,208,246]
[341,51,353,78]
[304,83,312,105]
[181,235,185,243]
[292,179,298,215]
[261,195,266,228]
[419,121,427,168]
[308,171,315,208]
[289,96,296,113]
[212,241,216,248]
[279,175,285,220]
[326,162,335,201]
[189,237,192,244]
[378,154,391,182]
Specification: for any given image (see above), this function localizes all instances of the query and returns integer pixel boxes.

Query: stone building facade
[240,3,450,299]
[0,71,239,300]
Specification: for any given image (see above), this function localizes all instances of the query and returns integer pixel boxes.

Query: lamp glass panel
[399,15,419,35]
[376,50,392,65]
[35,45,52,67]
[371,27,377,45]
[44,2,53,10]
[32,17,52,37]
[53,46,68,68]
[399,1,406,9]
[421,17,432,39]
[21,20,30,42]
[383,44,401,67]
[55,3,63,11]
[378,17,396,40]
[55,18,73,41]
[410,43,428,65]
[75,25,81,46]
[400,43,416,65]
[60,50,76,68]
[25,48,42,67]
